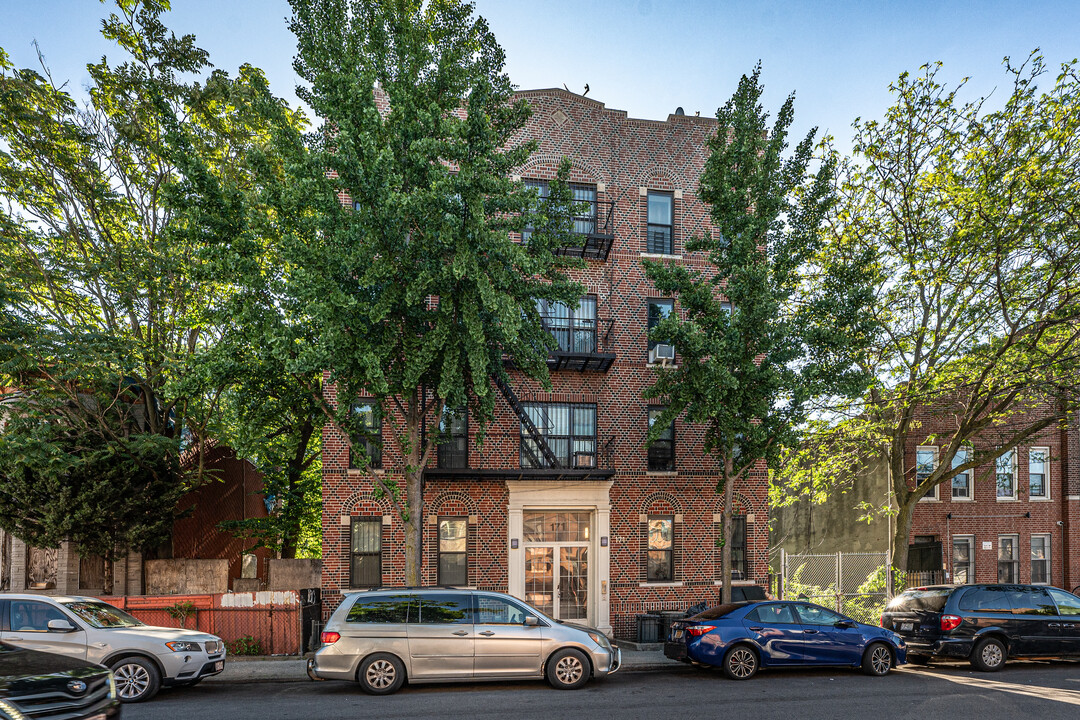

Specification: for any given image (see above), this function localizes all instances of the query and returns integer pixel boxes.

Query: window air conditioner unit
[650,344,675,364]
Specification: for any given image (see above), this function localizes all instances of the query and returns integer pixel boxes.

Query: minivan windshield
[886,589,952,613]
[62,601,144,628]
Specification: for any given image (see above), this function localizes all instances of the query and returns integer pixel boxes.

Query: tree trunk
[279,419,315,561]
[720,456,734,604]
[890,499,915,581]
[404,467,423,586]
[103,547,114,596]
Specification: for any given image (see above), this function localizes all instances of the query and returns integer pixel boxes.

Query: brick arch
[517,153,604,185]
[640,490,683,515]
[714,491,758,517]
[339,488,394,515]
[633,164,687,191]
[429,490,478,515]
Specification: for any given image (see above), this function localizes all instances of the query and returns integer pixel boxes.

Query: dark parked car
[881,584,1080,671]
[664,601,906,680]
[0,641,119,719]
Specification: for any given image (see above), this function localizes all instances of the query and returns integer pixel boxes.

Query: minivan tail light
[321,631,341,644]
[940,615,962,632]
[686,625,716,637]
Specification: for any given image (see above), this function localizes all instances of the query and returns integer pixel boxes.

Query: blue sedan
[664,601,907,680]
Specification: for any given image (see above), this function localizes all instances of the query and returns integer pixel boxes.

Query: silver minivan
[308,588,620,693]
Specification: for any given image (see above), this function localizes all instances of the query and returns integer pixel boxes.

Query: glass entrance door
[523,511,590,621]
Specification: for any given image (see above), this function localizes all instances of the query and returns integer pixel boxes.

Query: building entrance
[522,511,590,621]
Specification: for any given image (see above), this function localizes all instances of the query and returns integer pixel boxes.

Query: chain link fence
[778,550,891,625]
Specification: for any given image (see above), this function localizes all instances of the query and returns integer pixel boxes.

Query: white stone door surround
[506,479,613,635]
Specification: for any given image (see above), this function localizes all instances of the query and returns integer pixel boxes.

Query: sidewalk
[204,648,687,684]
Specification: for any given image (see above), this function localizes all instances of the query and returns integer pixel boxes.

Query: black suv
[0,642,120,719]
[881,584,1080,671]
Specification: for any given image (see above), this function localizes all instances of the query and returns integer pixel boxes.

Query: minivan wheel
[357,653,406,695]
[970,637,1007,672]
[862,643,893,676]
[722,645,759,680]
[546,648,590,690]
[110,657,161,702]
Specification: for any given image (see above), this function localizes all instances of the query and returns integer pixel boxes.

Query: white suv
[0,594,226,702]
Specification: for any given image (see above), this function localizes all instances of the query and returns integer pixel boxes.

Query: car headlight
[166,641,203,652]
[0,699,28,720]
[588,632,612,650]
[107,672,117,700]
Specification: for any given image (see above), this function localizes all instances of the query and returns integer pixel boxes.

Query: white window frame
[952,535,975,585]
[916,446,939,501]
[1029,447,1050,500]
[951,447,973,501]
[1030,534,1051,586]
[996,449,1017,501]
[998,533,1019,583]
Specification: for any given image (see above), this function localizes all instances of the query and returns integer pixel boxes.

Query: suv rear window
[886,589,953,613]
[346,594,417,623]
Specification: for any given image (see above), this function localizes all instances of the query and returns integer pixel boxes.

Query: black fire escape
[553,199,616,261]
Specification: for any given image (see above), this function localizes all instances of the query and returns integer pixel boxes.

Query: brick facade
[907,401,1080,591]
[320,89,769,638]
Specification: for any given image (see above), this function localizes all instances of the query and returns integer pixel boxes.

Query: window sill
[918,498,940,503]
[639,582,684,588]
[639,252,683,260]
[646,362,679,369]
[950,497,973,502]
[996,497,1019,502]
[1030,497,1052,502]
[714,580,756,587]
[646,471,678,477]
[348,468,385,475]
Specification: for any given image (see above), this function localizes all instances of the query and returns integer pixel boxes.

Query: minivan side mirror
[47,619,77,633]
[524,615,539,627]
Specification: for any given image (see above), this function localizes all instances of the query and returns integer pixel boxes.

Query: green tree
[787,55,1080,573]
[249,0,585,585]
[645,65,875,603]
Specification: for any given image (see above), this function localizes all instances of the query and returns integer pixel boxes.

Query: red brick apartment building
[906,406,1080,591]
[319,89,769,638]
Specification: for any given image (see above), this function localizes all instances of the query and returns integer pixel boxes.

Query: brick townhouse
[906,403,1080,591]
[319,89,769,638]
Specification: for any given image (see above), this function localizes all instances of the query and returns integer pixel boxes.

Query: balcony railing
[553,199,616,261]
[537,315,616,372]
[422,433,616,480]
[646,225,673,255]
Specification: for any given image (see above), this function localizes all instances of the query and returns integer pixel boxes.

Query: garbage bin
[659,610,685,640]
[636,614,661,644]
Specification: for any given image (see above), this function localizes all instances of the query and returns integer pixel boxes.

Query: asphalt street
[125,661,1080,720]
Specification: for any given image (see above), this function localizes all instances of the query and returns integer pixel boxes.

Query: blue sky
[3,1,1078,151]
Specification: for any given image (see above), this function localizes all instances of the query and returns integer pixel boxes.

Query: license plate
[673,629,684,639]
[214,661,224,671]
[900,622,914,631]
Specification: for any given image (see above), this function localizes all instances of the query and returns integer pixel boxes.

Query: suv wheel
[110,657,161,702]
[970,637,1007,672]
[357,653,406,695]
[546,648,590,690]
[862,643,893,676]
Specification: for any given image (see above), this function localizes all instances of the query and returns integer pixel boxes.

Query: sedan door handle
[6,636,22,641]
[803,629,819,634]
[452,630,469,636]
[1049,623,1061,628]
[479,631,495,637]
[748,626,764,632]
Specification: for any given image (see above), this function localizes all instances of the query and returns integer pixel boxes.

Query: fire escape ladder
[493,374,561,469]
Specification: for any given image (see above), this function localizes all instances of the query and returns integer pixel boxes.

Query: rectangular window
[952,536,974,584]
[350,518,382,588]
[951,447,972,500]
[520,403,596,469]
[996,449,1016,500]
[1031,534,1051,585]
[1029,447,1049,499]
[521,180,548,243]
[647,407,675,471]
[571,184,598,236]
[647,298,674,359]
[436,408,468,469]
[536,296,598,353]
[348,402,382,469]
[730,515,748,581]
[647,515,674,582]
[646,191,674,254]
[916,446,938,501]
[998,534,1019,583]
[438,517,468,586]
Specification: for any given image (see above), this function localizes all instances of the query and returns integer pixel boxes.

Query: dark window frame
[522,180,599,241]
[647,406,675,471]
[350,517,382,588]
[646,515,675,582]
[536,295,599,354]
[437,516,469,587]
[519,402,597,469]
[647,298,674,354]
[348,401,383,470]
[436,408,468,469]
[646,190,674,254]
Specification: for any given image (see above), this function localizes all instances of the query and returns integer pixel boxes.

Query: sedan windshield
[62,601,144,628]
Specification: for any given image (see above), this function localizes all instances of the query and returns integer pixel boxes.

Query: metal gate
[779,550,890,625]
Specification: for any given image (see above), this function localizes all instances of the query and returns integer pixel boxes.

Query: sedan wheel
[357,653,406,695]
[722,645,758,680]
[862,643,892,676]
[110,657,161,703]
